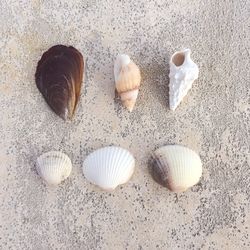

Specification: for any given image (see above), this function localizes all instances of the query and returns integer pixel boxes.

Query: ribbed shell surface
[82,146,135,190]
[36,151,72,185]
[153,145,202,192]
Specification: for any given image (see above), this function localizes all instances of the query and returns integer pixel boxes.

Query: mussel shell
[35,45,84,120]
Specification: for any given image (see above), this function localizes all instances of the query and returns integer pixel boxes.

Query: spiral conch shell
[151,145,202,192]
[169,49,199,110]
[82,146,135,190]
[36,151,72,185]
[114,54,141,112]
[35,45,84,120]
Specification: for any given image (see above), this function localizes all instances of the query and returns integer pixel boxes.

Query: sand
[0,0,249,249]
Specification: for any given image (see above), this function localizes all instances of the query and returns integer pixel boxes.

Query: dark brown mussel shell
[35,45,84,120]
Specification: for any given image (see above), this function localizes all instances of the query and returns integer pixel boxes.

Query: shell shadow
[140,53,171,110]
[97,47,114,101]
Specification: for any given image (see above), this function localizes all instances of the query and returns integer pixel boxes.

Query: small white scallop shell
[36,151,72,185]
[82,146,135,190]
[151,145,202,192]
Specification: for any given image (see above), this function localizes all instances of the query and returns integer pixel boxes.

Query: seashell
[35,45,84,120]
[151,145,202,192]
[169,49,199,111]
[36,151,72,185]
[114,54,141,112]
[82,146,135,190]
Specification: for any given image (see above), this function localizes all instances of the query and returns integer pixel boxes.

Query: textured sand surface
[0,0,249,249]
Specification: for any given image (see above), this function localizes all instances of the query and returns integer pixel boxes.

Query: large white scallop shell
[82,146,135,190]
[151,145,202,192]
[36,151,72,185]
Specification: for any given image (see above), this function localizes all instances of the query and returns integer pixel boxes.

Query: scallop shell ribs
[36,151,72,185]
[82,146,135,190]
[151,145,202,192]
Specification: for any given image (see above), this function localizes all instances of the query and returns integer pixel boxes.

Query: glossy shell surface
[35,45,84,120]
[114,54,141,111]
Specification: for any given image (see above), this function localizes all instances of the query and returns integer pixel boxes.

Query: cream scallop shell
[36,151,72,185]
[82,146,135,190]
[151,145,202,192]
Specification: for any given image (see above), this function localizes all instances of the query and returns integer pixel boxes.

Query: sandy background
[0,0,249,249]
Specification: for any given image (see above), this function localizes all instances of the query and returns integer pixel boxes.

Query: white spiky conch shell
[169,49,199,111]
[151,145,202,192]
[82,146,135,190]
[36,151,72,185]
[114,54,141,112]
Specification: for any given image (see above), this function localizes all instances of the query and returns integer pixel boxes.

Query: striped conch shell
[114,54,141,112]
